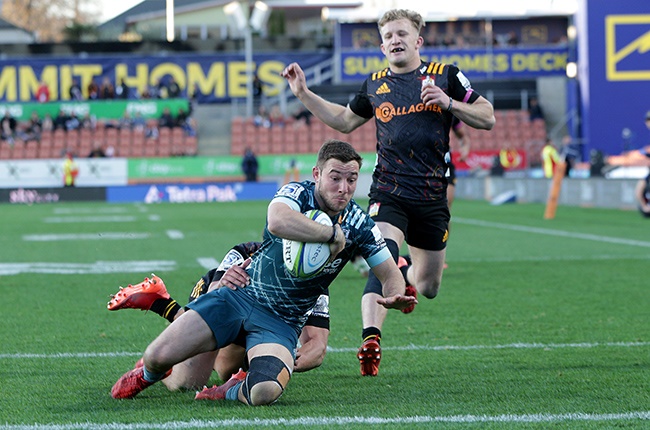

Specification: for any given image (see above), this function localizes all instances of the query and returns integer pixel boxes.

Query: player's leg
[163,350,218,391]
[213,344,247,382]
[358,220,405,376]
[404,246,446,299]
[111,308,217,399]
[238,343,294,405]
[403,199,450,299]
[107,274,183,322]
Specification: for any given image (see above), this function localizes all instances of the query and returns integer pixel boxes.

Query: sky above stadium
[98,0,136,22]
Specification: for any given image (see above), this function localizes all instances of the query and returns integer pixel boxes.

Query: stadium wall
[454,176,639,210]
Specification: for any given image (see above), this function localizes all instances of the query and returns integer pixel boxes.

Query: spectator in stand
[269,105,287,128]
[118,111,135,130]
[115,78,130,99]
[133,112,146,131]
[80,113,97,130]
[189,83,200,115]
[175,107,189,128]
[158,107,175,128]
[151,79,165,99]
[42,113,53,132]
[140,86,152,99]
[65,111,81,131]
[35,81,50,103]
[145,119,160,140]
[167,77,181,98]
[88,142,106,158]
[528,97,544,122]
[100,77,115,99]
[253,105,271,128]
[88,79,100,100]
[1,110,17,143]
[506,31,519,46]
[53,109,69,131]
[293,105,313,128]
[20,110,43,143]
[69,78,83,101]
[241,147,259,182]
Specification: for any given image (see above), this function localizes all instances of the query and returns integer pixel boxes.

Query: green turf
[0,199,648,429]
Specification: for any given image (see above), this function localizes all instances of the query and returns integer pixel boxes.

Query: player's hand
[280,63,307,96]
[421,84,450,110]
[376,294,418,311]
[210,258,251,291]
[327,224,345,262]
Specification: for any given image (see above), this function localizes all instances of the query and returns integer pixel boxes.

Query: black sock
[149,298,181,323]
[362,327,381,344]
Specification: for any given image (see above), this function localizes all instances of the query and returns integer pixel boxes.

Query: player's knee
[417,279,440,299]
[241,355,291,406]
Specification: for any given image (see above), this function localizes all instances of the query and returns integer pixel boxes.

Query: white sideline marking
[454,218,650,248]
[0,411,648,429]
[451,254,650,263]
[53,207,128,214]
[23,233,150,241]
[1,341,647,360]
[166,230,184,239]
[43,216,136,223]
[149,214,161,221]
[197,257,219,269]
[0,261,175,275]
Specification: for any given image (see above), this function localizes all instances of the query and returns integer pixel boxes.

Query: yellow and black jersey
[349,61,481,201]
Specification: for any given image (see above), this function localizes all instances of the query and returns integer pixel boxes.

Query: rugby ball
[283,210,332,278]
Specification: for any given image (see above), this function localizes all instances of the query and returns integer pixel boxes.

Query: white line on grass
[23,233,150,241]
[52,207,129,214]
[166,230,185,239]
[197,257,219,269]
[1,341,647,359]
[454,217,650,248]
[43,216,137,223]
[0,411,648,429]
[0,261,176,275]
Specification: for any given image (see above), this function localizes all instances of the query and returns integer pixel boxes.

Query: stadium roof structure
[323,0,579,22]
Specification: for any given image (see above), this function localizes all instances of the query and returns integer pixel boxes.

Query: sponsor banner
[0,53,329,104]
[106,181,278,203]
[340,47,569,82]
[0,187,106,204]
[578,1,650,156]
[0,158,128,188]
[128,153,377,180]
[453,149,528,171]
[0,99,189,122]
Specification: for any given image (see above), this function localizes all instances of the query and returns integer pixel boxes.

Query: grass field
[0,198,648,429]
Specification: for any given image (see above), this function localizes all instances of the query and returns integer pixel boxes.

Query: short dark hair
[316,139,363,170]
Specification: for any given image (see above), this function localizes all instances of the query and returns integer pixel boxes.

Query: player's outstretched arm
[371,258,418,311]
[281,62,367,134]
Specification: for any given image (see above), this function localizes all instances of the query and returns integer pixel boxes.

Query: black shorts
[368,190,450,251]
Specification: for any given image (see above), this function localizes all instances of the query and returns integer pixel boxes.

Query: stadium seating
[231,109,547,165]
[0,118,200,160]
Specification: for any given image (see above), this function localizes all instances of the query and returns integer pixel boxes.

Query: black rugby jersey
[349,61,480,201]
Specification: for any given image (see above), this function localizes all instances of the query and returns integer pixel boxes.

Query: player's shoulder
[341,200,374,230]
[421,61,458,76]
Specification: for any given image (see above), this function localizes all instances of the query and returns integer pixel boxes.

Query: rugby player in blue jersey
[111,139,416,404]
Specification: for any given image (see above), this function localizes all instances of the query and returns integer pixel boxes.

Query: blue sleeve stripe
[365,247,392,268]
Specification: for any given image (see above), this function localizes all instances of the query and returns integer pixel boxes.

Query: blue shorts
[186,287,299,358]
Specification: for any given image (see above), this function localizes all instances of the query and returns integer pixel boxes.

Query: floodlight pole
[245,16,254,118]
